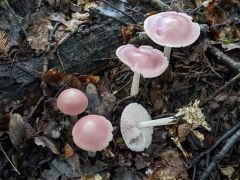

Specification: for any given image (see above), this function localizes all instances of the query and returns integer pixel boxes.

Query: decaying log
[0,8,139,103]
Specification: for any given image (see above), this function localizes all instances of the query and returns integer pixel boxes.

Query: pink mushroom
[57,88,88,121]
[144,11,200,60]
[116,44,168,96]
[72,115,113,152]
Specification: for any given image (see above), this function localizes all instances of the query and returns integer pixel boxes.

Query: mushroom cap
[120,103,153,152]
[116,44,168,78]
[57,88,88,116]
[72,115,113,152]
[144,11,200,47]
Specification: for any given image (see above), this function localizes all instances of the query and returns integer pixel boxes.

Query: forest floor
[0,0,239,179]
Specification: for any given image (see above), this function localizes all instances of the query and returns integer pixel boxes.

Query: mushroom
[72,115,113,153]
[120,103,182,151]
[57,88,88,122]
[144,11,200,60]
[116,44,168,96]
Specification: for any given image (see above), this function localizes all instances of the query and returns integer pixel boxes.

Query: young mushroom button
[57,88,88,116]
[144,11,200,60]
[120,103,182,152]
[116,45,168,96]
[72,115,113,152]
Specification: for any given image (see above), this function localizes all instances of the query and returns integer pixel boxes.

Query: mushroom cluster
[115,11,202,151]
[57,88,113,153]
[56,11,202,154]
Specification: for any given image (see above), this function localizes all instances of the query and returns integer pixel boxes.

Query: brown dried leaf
[64,143,75,159]
[9,113,26,150]
[34,136,60,154]
[150,150,189,179]
[26,10,52,53]
[42,69,64,84]
[178,123,191,142]
[78,75,100,84]
[122,24,135,43]
[42,69,82,90]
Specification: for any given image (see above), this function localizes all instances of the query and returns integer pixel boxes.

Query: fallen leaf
[34,136,60,154]
[26,9,52,53]
[150,149,189,179]
[220,166,235,179]
[178,123,191,142]
[122,24,135,43]
[52,154,83,177]
[64,143,75,159]
[9,113,25,150]
[0,31,10,58]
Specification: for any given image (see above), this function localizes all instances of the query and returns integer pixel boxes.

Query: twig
[27,96,45,120]
[56,28,79,48]
[0,143,20,175]
[200,73,240,106]
[189,122,240,167]
[200,127,240,180]
[101,0,137,23]
[142,0,172,11]
[208,46,240,73]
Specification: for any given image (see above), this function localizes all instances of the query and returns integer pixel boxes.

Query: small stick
[200,72,240,106]
[189,122,240,167]
[142,0,172,11]
[0,143,20,175]
[208,46,240,73]
[200,127,240,180]
[101,0,137,23]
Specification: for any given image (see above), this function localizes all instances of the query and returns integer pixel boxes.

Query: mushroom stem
[138,112,182,128]
[130,71,140,96]
[163,46,172,61]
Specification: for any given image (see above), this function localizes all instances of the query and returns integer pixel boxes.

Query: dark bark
[0,10,128,104]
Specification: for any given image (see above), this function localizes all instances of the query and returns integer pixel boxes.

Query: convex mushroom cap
[57,88,88,116]
[144,11,200,47]
[116,44,168,78]
[72,115,113,152]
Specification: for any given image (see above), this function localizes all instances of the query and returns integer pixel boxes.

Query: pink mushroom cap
[116,44,168,78]
[144,11,200,47]
[72,115,113,152]
[57,88,88,116]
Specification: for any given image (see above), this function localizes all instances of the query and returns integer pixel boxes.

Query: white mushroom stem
[164,46,172,61]
[138,112,183,128]
[130,71,140,96]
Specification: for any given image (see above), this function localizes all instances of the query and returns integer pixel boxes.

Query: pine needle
[0,31,10,58]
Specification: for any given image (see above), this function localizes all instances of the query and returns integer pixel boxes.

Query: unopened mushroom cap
[57,88,88,116]
[116,44,168,78]
[120,103,153,152]
[144,11,200,47]
[72,115,113,152]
